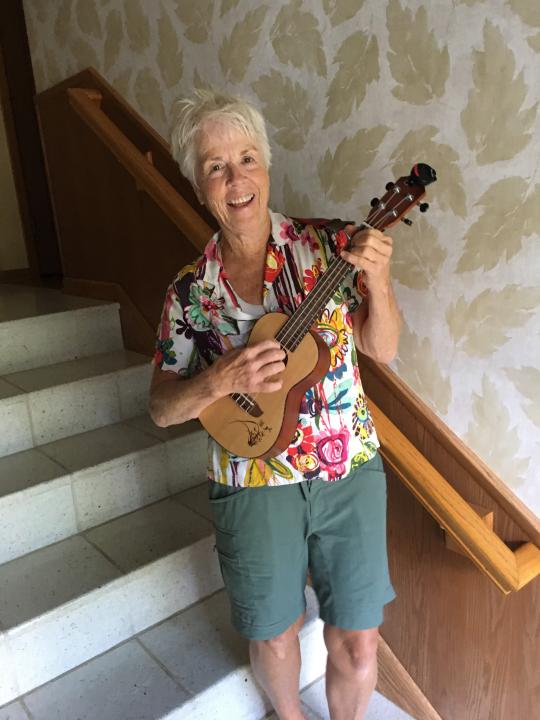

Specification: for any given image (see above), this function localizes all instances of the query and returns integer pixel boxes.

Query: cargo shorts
[208,452,396,640]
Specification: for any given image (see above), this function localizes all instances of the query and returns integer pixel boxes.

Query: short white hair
[170,88,272,190]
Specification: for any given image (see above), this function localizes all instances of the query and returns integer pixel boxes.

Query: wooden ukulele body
[199,312,331,458]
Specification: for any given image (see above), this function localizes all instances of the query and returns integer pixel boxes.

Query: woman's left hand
[339,225,393,293]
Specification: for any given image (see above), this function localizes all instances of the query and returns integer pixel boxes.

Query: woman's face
[195,120,270,241]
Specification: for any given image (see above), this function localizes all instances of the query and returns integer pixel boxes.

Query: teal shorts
[208,452,396,640]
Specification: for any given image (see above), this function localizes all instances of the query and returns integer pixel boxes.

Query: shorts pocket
[214,527,238,561]
[208,481,250,535]
[208,480,248,503]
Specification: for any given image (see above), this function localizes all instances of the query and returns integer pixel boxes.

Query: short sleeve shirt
[154,210,380,487]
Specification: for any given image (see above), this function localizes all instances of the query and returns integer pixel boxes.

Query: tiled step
[293,678,415,720]
[0,485,222,705]
[0,349,152,457]
[0,415,208,564]
[4,588,326,720]
[0,702,28,720]
[0,284,108,322]
[0,285,123,374]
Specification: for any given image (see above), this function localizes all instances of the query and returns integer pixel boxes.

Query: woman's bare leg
[249,611,307,720]
[324,625,379,720]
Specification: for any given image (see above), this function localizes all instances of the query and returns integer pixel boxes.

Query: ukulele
[199,163,437,458]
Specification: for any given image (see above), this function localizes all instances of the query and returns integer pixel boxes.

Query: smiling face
[194,120,271,245]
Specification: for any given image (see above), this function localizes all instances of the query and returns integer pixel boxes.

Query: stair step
[140,589,325,720]
[0,379,22,400]
[0,701,28,720]
[0,350,152,457]
[9,588,325,720]
[5,348,146,393]
[124,414,210,495]
[0,285,123,375]
[0,284,110,322]
[0,415,207,563]
[294,680,415,720]
[0,487,222,704]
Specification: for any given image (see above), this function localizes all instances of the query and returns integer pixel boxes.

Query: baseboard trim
[62,277,155,357]
[0,268,36,284]
[377,635,443,720]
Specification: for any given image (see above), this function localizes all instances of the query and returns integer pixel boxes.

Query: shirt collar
[207,209,292,255]
[269,209,292,246]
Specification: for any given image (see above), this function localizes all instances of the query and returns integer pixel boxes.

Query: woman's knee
[250,612,305,661]
[324,626,379,676]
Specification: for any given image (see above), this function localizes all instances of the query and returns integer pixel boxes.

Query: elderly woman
[149,89,401,720]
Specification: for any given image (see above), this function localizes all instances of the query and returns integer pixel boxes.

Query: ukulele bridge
[230,392,263,417]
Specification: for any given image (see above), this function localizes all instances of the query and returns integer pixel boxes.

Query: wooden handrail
[67,87,213,252]
[66,83,539,594]
[370,399,540,594]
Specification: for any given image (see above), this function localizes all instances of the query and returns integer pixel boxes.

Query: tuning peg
[370,197,380,207]
[418,202,429,212]
[385,182,395,191]
[401,218,413,226]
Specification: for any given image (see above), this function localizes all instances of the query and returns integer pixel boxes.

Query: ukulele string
[277,211,392,350]
[277,256,350,349]
[277,226,377,348]
[366,193,412,228]
[277,192,413,349]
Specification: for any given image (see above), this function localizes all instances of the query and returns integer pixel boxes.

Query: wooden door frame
[0,0,61,280]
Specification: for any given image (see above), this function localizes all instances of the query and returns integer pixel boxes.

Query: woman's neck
[220,213,271,263]
[220,217,270,305]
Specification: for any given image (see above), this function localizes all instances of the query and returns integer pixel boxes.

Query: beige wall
[23,0,540,517]
[0,96,28,271]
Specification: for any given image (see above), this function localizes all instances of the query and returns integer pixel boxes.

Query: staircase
[0,284,412,720]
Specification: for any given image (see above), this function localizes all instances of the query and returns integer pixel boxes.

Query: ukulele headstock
[366,163,437,231]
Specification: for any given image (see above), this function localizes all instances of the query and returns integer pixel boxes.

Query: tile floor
[293,676,414,720]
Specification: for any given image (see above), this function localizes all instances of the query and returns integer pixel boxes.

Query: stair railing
[67,87,212,251]
[370,401,539,594]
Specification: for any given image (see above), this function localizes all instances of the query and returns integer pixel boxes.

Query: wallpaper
[22,0,540,517]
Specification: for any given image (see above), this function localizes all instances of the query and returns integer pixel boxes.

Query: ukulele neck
[275,223,366,352]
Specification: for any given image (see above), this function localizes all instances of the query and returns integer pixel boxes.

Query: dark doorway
[0,0,61,279]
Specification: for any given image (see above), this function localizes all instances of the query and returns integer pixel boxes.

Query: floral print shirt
[154,210,380,486]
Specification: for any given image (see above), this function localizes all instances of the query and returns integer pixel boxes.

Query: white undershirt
[229,296,266,348]
[238,296,265,317]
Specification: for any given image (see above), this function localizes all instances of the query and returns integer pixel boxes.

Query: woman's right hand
[209,340,286,395]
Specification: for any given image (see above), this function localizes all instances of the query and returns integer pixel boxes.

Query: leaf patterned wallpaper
[23,0,540,517]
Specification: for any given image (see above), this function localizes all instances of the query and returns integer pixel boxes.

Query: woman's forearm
[149,366,222,427]
[353,283,402,364]
[149,339,286,428]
